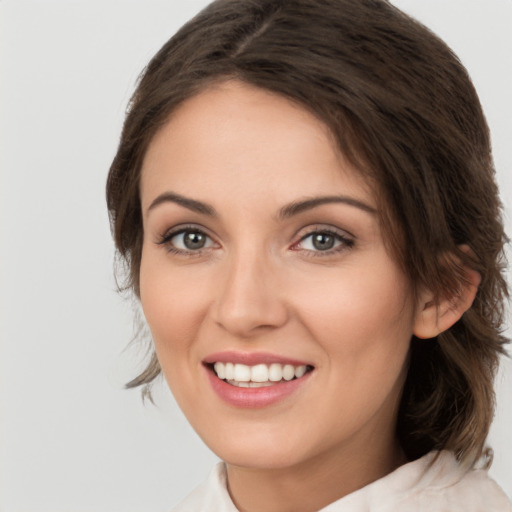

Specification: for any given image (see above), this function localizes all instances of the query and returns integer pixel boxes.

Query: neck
[226,433,407,512]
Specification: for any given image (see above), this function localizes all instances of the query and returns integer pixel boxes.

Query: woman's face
[139,81,419,471]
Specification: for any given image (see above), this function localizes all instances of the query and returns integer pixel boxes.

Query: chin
[219,446,305,471]
[199,426,317,471]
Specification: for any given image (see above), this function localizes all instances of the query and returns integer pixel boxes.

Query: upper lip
[203,351,312,367]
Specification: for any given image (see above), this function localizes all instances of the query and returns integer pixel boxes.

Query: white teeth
[268,363,283,382]
[225,362,234,380]
[233,363,251,382]
[248,381,273,388]
[295,365,307,378]
[251,364,269,382]
[228,381,275,388]
[212,362,310,384]
[214,362,225,379]
[282,364,295,381]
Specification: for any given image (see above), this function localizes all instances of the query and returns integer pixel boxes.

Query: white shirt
[171,451,512,511]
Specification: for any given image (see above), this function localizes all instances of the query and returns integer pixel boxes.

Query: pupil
[184,231,205,249]
[313,233,335,250]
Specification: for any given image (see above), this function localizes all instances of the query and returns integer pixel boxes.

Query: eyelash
[156,225,355,257]
[292,228,355,257]
[157,225,215,256]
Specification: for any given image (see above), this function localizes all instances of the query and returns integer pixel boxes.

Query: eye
[293,228,354,254]
[174,230,211,250]
[158,227,216,253]
[302,232,338,251]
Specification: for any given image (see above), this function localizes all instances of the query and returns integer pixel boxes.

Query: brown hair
[106,0,509,466]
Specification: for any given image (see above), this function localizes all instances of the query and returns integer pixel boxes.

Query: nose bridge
[214,245,287,336]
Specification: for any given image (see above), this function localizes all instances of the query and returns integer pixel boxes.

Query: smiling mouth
[208,362,314,388]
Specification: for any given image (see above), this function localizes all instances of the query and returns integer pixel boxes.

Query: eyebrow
[146,191,376,219]
[278,195,376,219]
[147,192,217,217]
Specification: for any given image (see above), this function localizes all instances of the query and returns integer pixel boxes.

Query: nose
[212,250,289,338]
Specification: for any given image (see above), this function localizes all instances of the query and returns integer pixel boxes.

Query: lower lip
[205,366,312,408]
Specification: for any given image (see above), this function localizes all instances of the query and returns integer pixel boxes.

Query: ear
[413,249,481,340]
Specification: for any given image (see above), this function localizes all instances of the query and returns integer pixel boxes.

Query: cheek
[139,254,214,409]
[292,261,414,361]
[139,252,209,354]
[293,265,414,429]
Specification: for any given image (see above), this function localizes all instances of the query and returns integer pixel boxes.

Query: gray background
[1,1,510,510]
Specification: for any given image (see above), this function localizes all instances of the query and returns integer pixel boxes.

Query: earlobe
[413,265,481,340]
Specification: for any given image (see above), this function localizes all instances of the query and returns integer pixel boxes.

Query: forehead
[140,80,376,212]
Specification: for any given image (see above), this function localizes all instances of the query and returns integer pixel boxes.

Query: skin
[138,80,477,512]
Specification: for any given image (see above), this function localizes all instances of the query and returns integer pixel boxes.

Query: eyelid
[290,225,355,253]
[155,223,354,256]
[156,224,219,254]
[157,222,210,240]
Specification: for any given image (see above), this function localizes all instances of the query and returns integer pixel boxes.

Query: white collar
[172,451,512,512]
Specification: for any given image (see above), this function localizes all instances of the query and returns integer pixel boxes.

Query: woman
[106,0,511,510]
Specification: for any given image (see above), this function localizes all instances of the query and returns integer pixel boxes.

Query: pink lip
[203,351,311,367]
[204,367,312,408]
